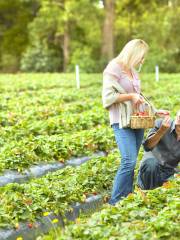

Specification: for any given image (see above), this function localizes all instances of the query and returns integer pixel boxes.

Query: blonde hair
[117,39,149,68]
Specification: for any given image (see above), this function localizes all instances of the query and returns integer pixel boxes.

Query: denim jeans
[137,157,175,190]
[109,124,144,205]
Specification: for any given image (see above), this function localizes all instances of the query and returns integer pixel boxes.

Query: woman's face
[140,57,145,65]
[133,57,145,72]
[138,56,145,66]
[134,56,145,68]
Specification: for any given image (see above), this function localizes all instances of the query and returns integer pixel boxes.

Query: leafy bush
[20,41,61,72]
[67,46,102,73]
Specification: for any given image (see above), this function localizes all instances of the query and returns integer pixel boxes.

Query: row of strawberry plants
[43,177,180,240]
[0,152,119,228]
[0,85,100,112]
[0,73,101,92]
[0,89,101,118]
[0,125,115,172]
[0,98,102,126]
[0,75,178,130]
[0,74,179,101]
[1,76,179,128]
[0,106,108,140]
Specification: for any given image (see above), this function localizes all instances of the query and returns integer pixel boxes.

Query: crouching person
[137,110,180,190]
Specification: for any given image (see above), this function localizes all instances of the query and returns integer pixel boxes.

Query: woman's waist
[109,101,148,113]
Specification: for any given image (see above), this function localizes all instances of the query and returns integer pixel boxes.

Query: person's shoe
[108,199,116,206]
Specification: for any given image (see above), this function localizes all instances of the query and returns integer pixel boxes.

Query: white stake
[155,65,159,82]
[75,65,80,89]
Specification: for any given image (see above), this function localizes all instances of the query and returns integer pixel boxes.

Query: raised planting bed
[0,151,106,187]
[0,126,115,172]
[0,153,119,229]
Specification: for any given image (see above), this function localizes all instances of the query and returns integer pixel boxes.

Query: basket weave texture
[130,115,155,129]
[130,102,155,129]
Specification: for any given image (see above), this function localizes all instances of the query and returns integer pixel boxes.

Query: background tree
[0,0,38,72]
[20,0,102,72]
[101,0,115,63]
[0,0,180,73]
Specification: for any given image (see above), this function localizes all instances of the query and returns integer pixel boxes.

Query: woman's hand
[131,93,145,105]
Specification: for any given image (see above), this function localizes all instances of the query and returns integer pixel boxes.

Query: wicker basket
[130,103,155,129]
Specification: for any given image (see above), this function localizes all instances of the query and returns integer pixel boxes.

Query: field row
[0,74,101,92]
[0,152,119,228]
[43,177,180,240]
[0,125,115,172]
[0,106,108,138]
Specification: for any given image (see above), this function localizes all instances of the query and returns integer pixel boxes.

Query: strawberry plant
[0,152,119,228]
[0,73,179,239]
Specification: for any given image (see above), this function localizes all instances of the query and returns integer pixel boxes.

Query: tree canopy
[0,0,179,73]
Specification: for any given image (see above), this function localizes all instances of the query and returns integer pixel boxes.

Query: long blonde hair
[116,39,149,68]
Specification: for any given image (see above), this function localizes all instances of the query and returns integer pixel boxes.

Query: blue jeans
[109,124,144,205]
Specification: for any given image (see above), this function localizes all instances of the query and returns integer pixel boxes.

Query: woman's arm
[102,74,144,108]
[115,93,144,105]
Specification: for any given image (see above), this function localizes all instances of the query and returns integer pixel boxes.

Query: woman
[102,39,149,205]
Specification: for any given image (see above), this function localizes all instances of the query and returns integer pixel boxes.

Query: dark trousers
[137,157,175,190]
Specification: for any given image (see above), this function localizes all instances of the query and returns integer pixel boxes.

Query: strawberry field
[0,73,179,240]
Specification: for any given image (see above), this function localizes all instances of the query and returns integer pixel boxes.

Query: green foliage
[0,72,179,172]
[1,0,180,72]
[20,41,61,72]
[0,73,179,238]
[39,178,180,240]
[0,153,119,228]
[67,46,100,73]
[41,178,180,240]
[0,0,38,72]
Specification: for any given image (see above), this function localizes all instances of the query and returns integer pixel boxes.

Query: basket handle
[134,102,153,116]
[140,92,156,111]
[146,102,153,116]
